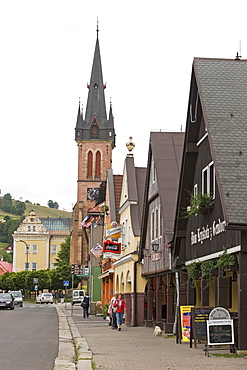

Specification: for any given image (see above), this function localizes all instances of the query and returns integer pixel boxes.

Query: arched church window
[87,151,93,178]
[95,151,101,178]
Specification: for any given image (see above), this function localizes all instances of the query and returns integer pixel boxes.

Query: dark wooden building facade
[173,57,247,351]
[140,131,184,332]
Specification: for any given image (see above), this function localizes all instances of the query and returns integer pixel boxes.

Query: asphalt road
[0,302,58,370]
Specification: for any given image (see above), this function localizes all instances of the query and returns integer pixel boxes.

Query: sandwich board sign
[206,307,234,351]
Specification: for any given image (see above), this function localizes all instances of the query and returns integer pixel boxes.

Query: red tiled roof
[0,261,13,274]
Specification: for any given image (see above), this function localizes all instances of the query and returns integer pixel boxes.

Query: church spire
[75,28,115,148]
[84,30,107,127]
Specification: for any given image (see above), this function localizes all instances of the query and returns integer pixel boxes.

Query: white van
[72,290,85,305]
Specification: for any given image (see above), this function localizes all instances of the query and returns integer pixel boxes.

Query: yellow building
[114,139,147,326]
[13,210,72,272]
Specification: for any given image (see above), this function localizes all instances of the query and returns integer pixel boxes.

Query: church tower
[70,28,115,267]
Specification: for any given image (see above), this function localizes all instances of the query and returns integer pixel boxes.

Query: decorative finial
[96,17,99,36]
[126,137,135,153]
[235,52,242,60]
[79,97,81,104]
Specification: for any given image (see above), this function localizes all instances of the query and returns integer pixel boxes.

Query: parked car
[72,290,85,305]
[0,292,15,310]
[36,293,53,304]
[8,290,23,307]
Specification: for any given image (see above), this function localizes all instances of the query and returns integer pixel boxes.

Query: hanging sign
[103,240,121,258]
[106,224,122,238]
[90,243,103,258]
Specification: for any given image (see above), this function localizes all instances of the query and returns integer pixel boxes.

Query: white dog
[153,325,162,336]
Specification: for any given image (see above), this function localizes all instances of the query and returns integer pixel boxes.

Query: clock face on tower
[87,188,99,201]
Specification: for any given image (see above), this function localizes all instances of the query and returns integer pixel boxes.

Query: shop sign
[106,225,122,238]
[90,243,103,258]
[191,218,226,245]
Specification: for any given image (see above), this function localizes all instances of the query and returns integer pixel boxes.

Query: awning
[98,269,114,279]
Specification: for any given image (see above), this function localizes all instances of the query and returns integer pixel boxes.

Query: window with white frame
[25,262,29,271]
[122,221,125,247]
[121,218,129,248]
[155,208,159,239]
[51,263,56,269]
[151,211,154,240]
[26,245,30,254]
[127,224,130,245]
[32,262,37,271]
[51,245,57,254]
[32,245,38,254]
[151,206,161,241]
[202,162,215,198]
[159,206,162,237]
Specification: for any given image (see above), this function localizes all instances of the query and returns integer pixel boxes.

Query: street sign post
[63,281,69,307]
[71,264,83,275]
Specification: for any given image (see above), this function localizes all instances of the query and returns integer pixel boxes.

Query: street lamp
[152,242,159,252]
[18,240,29,271]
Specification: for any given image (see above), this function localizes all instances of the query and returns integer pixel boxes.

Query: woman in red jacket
[113,293,127,331]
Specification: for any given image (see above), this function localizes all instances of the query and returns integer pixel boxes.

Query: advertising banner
[180,305,194,342]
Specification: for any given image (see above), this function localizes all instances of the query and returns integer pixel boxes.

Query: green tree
[47,200,59,209]
[15,200,26,215]
[0,249,13,263]
[55,236,70,267]
[0,217,24,244]
[50,265,72,290]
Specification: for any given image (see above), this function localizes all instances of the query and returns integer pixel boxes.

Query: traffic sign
[34,285,38,290]
[63,281,69,287]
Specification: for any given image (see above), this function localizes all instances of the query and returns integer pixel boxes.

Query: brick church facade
[70,28,115,288]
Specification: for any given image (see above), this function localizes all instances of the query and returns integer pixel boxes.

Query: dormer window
[91,123,98,138]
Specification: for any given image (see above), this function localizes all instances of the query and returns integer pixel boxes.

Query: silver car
[8,291,23,307]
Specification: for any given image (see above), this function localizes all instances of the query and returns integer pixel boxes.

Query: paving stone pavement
[62,304,247,370]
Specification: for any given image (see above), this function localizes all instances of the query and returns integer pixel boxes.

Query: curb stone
[54,304,92,370]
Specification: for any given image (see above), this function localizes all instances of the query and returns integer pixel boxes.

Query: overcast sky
[0,0,246,211]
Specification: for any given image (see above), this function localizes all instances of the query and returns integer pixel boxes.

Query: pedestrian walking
[60,292,65,304]
[109,292,119,330]
[54,291,59,304]
[81,292,90,318]
[113,293,126,331]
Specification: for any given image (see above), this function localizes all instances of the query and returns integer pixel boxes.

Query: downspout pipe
[133,260,138,327]
[173,271,180,335]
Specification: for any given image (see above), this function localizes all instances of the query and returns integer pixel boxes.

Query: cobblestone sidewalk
[63,304,247,370]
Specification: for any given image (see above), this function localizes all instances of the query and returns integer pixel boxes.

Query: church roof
[76,33,114,131]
